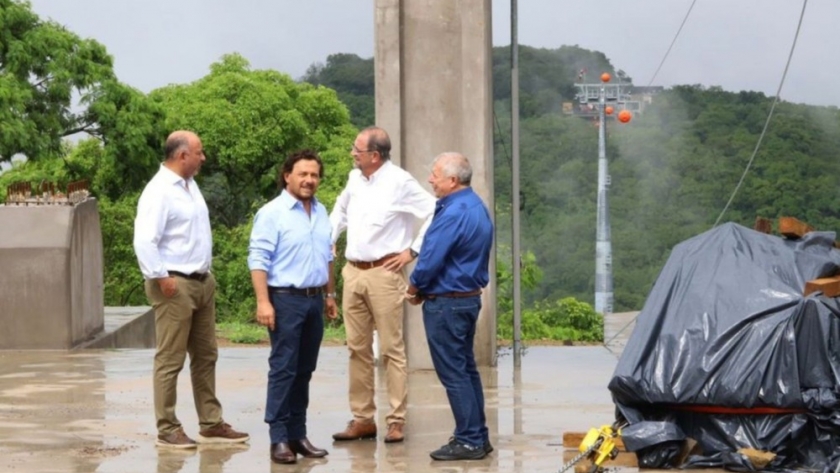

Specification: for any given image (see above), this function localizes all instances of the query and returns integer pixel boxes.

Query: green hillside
[304,46,840,311]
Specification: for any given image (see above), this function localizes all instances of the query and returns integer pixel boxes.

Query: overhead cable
[646,0,698,87]
[713,0,809,227]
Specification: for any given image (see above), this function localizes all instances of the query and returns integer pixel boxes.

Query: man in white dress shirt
[134,130,248,448]
[330,127,436,443]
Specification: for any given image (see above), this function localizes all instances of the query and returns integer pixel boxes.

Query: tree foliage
[0,0,165,200]
[1,0,110,160]
[1,17,358,321]
[303,53,375,128]
[152,53,356,227]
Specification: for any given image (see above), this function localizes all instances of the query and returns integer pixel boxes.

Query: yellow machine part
[579,427,604,452]
[579,424,620,467]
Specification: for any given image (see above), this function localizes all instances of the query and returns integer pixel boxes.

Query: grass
[216,321,267,344]
[216,321,346,345]
[216,322,599,347]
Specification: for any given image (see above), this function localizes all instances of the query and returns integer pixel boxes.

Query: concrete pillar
[0,199,104,349]
[375,0,496,368]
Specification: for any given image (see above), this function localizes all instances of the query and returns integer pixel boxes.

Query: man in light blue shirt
[248,150,338,464]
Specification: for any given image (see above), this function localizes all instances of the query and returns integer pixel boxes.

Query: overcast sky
[24,0,840,107]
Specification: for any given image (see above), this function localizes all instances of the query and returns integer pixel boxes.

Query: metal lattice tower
[573,74,635,315]
[594,87,613,315]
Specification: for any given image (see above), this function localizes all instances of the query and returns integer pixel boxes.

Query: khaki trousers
[145,274,222,435]
[342,264,408,425]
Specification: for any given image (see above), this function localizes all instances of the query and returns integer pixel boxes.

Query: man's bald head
[164,130,199,162]
[163,130,205,179]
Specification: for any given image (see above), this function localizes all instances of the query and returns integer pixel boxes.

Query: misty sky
[23,0,840,107]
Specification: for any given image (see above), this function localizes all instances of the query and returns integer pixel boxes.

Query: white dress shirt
[133,165,213,279]
[330,161,435,262]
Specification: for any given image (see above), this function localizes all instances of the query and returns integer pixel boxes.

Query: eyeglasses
[352,146,374,154]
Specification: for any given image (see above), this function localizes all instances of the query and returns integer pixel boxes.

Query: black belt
[169,271,209,282]
[425,289,482,300]
[269,286,324,297]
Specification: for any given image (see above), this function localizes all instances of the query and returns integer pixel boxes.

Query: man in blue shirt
[405,152,494,461]
[248,150,338,464]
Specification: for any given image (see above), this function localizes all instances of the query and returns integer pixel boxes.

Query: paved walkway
[0,346,624,473]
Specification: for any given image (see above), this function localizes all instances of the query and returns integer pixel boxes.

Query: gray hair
[164,131,195,161]
[434,152,472,185]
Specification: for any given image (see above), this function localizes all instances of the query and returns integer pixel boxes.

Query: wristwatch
[326,292,337,298]
[409,249,419,259]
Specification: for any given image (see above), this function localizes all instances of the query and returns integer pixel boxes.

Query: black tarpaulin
[608,222,840,470]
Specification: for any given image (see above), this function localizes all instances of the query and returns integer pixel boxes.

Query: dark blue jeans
[265,292,324,443]
[422,296,488,448]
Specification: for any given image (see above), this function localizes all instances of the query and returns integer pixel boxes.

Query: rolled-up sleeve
[248,207,278,272]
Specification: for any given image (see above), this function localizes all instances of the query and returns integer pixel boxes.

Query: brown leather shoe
[289,438,328,458]
[197,422,249,444]
[384,423,405,443]
[270,442,297,464]
[332,420,377,441]
[156,427,197,449]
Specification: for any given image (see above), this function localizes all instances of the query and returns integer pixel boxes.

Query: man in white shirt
[133,130,248,449]
[330,126,436,443]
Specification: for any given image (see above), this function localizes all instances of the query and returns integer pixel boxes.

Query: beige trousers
[145,274,222,435]
[342,264,408,425]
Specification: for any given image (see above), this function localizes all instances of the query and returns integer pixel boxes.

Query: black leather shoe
[289,438,328,458]
[270,442,297,464]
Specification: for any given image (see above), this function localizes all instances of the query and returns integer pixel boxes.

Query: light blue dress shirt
[247,190,333,288]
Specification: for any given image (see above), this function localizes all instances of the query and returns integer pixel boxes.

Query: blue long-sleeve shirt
[410,187,493,294]
[247,190,332,288]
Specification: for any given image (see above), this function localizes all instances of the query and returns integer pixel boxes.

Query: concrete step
[603,311,638,356]
[74,307,155,350]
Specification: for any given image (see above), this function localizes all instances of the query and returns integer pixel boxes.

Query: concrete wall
[375,0,497,368]
[76,307,155,350]
[0,199,104,349]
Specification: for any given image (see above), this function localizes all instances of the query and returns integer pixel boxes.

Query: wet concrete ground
[0,346,623,473]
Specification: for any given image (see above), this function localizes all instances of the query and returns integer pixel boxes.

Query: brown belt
[347,253,397,270]
[425,289,482,300]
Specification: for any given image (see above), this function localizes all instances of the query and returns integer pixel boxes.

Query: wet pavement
[0,346,623,473]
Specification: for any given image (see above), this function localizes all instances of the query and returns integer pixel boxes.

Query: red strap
[667,404,807,415]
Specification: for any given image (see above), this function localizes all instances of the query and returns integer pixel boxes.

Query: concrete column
[0,199,104,349]
[375,0,496,368]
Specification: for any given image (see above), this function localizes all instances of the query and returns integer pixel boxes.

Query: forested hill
[304,45,840,311]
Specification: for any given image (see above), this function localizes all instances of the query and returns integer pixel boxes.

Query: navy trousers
[265,293,324,443]
[422,295,488,448]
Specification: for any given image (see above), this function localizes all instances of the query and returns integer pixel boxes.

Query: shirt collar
[362,160,393,182]
[438,187,472,207]
[279,189,320,211]
[159,164,190,187]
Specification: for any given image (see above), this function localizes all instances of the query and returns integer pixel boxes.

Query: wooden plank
[562,432,625,450]
[563,449,638,469]
[738,448,775,470]
[754,216,772,234]
[804,276,840,297]
[778,217,814,239]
